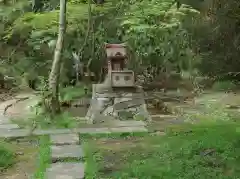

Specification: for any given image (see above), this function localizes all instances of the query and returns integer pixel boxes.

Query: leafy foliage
[1,0,240,88]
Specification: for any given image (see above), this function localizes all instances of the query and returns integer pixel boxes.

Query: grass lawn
[84,121,240,179]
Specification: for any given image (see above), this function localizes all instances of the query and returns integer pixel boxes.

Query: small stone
[51,145,84,162]
[50,134,79,146]
[15,151,24,155]
[46,162,84,179]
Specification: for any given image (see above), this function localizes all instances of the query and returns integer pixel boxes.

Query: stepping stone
[50,134,79,146]
[51,145,84,162]
[72,127,111,134]
[46,162,84,179]
[112,120,146,127]
[33,128,73,136]
[109,126,148,133]
[0,124,19,130]
[0,129,29,138]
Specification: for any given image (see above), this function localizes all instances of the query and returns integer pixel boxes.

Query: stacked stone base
[86,84,151,124]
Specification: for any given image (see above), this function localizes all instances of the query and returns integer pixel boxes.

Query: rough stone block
[113,120,146,127]
[72,127,110,134]
[33,128,72,136]
[51,145,84,162]
[46,162,84,179]
[0,129,29,138]
[50,134,79,145]
[109,126,148,133]
[0,124,19,130]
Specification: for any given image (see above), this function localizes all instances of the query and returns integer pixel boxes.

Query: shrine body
[86,43,151,124]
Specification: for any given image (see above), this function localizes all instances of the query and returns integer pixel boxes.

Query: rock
[109,126,148,133]
[51,145,84,162]
[111,120,146,127]
[33,128,73,136]
[0,123,19,130]
[72,127,111,134]
[50,134,79,146]
[0,129,29,138]
[114,99,143,110]
[46,162,84,179]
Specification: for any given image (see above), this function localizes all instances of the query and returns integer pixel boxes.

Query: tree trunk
[48,0,67,115]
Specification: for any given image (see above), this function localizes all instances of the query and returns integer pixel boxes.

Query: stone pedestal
[85,85,151,124]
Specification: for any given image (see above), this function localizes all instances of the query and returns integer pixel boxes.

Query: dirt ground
[0,138,39,179]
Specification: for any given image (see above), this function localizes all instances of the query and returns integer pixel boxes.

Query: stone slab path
[0,117,148,178]
[47,162,84,179]
[50,134,80,146]
[51,145,84,162]
[0,120,148,138]
[48,133,84,178]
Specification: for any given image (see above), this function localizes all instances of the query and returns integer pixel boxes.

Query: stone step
[50,134,80,146]
[111,120,146,127]
[46,162,84,179]
[109,126,148,133]
[0,123,20,130]
[0,129,29,138]
[51,145,84,163]
[0,126,149,138]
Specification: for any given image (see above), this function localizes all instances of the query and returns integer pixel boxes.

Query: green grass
[84,121,240,179]
[0,141,15,171]
[34,135,50,179]
[212,80,237,91]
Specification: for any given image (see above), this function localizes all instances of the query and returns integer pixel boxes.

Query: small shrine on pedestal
[85,43,151,123]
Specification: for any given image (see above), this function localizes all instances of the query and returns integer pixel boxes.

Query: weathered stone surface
[109,126,148,133]
[0,129,29,138]
[0,99,17,111]
[46,162,84,179]
[33,128,72,136]
[72,127,110,134]
[51,145,84,162]
[112,120,146,127]
[0,114,11,124]
[0,123,19,130]
[114,99,143,110]
[50,134,79,145]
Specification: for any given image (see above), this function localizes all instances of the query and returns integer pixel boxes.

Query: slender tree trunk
[48,0,67,115]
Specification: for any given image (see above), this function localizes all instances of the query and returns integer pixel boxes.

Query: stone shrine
[85,43,151,123]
